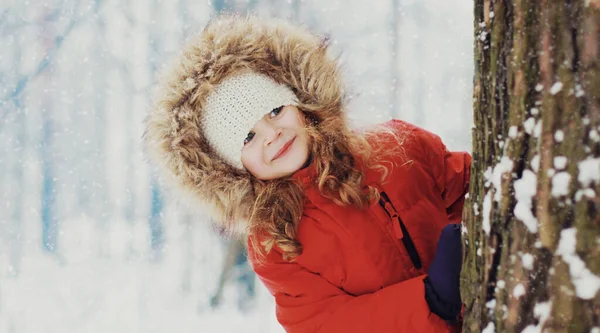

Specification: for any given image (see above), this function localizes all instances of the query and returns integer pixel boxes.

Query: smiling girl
[241,104,310,180]
[145,15,471,333]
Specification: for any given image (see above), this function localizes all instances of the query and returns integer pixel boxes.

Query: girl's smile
[241,105,310,180]
[272,136,296,161]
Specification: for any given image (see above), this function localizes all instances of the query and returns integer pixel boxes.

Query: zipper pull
[383,201,404,239]
[379,192,404,239]
[391,215,404,239]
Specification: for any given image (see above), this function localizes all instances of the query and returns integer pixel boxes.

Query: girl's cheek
[243,147,263,170]
[241,150,253,170]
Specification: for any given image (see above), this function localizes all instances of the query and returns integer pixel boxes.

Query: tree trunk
[462,1,600,332]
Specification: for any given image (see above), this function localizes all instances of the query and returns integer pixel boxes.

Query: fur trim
[144,14,346,233]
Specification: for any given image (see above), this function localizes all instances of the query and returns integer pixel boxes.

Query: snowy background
[0,0,473,332]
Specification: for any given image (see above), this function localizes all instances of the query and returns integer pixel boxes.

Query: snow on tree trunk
[462,0,600,332]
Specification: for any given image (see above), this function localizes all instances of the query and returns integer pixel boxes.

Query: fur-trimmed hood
[144,15,347,233]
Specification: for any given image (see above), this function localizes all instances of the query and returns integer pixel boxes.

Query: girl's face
[241,105,310,180]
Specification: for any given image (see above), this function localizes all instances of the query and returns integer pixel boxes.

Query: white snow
[512,283,526,298]
[553,156,567,170]
[554,130,564,142]
[496,280,506,289]
[556,228,600,300]
[482,191,492,235]
[523,117,536,135]
[514,169,537,201]
[530,107,539,115]
[575,84,585,97]
[522,253,534,270]
[535,83,544,92]
[514,199,538,233]
[482,322,495,333]
[461,223,468,235]
[485,299,496,316]
[551,172,571,197]
[513,169,538,233]
[531,155,540,172]
[577,158,600,187]
[590,129,600,142]
[0,219,283,333]
[550,82,563,95]
[479,31,488,41]
[534,301,552,329]
[484,166,493,188]
[522,301,552,333]
[575,188,596,201]
[508,126,518,139]
[491,157,514,201]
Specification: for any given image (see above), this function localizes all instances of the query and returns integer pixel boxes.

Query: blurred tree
[124,23,137,260]
[212,0,235,12]
[210,238,255,310]
[180,213,194,294]
[7,110,25,275]
[145,0,168,261]
[90,0,111,258]
[149,181,164,260]
[390,0,400,117]
[406,2,427,125]
[40,9,59,254]
[462,0,600,332]
[2,13,26,275]
[291,0,302,22]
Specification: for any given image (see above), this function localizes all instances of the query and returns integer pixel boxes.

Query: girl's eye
[244,132,255,145]
[269,106,283,118]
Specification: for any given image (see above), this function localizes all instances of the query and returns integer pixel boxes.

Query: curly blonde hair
[249,110,397,262]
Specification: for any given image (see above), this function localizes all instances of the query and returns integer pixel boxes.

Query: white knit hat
[201,72,298,169]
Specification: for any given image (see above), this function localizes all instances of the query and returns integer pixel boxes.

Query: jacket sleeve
[248,238,456,333]
[428,135,471,224]
[392,120,471,224]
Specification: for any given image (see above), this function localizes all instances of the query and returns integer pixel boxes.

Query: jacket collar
[292,162,317,187]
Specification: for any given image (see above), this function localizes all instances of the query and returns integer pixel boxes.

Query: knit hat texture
[202,72,298,169]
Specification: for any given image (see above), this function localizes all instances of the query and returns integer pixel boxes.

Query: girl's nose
[264,124,282,147]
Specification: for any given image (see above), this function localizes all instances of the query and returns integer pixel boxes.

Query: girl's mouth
[273,137,296,161]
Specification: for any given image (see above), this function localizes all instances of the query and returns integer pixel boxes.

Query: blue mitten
[424,223,462,321]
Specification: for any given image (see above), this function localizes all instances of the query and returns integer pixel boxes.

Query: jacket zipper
[378,191,423,269]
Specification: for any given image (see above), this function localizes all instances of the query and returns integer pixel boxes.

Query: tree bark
[463,0,600,332]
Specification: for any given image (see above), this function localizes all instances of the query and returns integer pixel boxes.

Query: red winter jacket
[248,120,471,333]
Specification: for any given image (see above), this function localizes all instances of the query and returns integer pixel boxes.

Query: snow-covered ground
[1,216,284,333]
